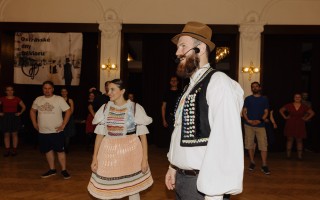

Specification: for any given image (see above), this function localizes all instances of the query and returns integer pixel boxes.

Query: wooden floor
[0,143,319,200]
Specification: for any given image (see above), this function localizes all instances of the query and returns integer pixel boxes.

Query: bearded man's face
[176,53,200,79]
[175,36,200,79]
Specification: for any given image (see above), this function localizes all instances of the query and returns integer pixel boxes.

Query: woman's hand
[302,117,309,121]
[91,158,98,173]
[141,159,149,174]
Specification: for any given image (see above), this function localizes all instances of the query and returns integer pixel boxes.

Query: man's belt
[170,164,199,176]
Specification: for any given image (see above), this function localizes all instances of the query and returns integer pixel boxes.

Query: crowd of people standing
[0,20,318,200]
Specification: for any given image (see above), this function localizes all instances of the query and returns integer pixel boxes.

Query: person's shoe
[304,148,313,153]
[261,166,270,175]
[248,162,256,171]
[41,169,57,178]
[61,170,71,179]
[3,151,10,157]
[11,150,17,157]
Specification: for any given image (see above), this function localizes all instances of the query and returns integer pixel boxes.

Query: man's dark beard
[176,54,200,79]
[252,89,260,95]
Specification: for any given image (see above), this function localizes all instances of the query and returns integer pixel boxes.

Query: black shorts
[38,132,65,153]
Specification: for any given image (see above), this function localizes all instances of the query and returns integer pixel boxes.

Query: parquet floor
[0,143,319,200]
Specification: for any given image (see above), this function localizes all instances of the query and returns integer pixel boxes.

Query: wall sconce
[242,61,260,81]
[101,58,118,71]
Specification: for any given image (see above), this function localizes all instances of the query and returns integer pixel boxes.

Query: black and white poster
[14,32,83,85]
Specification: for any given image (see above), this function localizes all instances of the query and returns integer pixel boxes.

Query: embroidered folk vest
[180,68,216,147]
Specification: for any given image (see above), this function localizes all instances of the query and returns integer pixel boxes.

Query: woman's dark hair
[61,87,68,91]
[293,92,302,97]
[110,79,128,99]
[4,85,14,90]
[110,79,126,90]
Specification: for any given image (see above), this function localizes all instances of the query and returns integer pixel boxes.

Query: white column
[238,12,265,97]
[98,9,122,90]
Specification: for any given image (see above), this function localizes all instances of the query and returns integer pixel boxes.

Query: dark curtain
[309,38,320,152]
[141,34,177,147]
[263,35,320,152]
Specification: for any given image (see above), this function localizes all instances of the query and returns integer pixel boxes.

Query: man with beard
[165,21,244,200]
[242,82,270,175]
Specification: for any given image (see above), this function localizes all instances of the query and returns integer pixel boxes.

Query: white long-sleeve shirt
[167,64,244,199]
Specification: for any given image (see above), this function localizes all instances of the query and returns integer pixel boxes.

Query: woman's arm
[303,108,315,121]
[139,134,149,173]
[91,134,104,172]
[68,99,74,115]
[17,100,26,116]
[88,104,95,117]
[279,107,289,119]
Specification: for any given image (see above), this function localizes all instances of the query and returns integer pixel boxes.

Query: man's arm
[242,106,256,125]
[242,107,251,123]
[269,110,278,129]
[161,102,168,127]
[56,108,71,132]
[197,72,244,197]
[30,108,39,131]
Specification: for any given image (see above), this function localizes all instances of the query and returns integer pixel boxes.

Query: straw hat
[171,21,215,52]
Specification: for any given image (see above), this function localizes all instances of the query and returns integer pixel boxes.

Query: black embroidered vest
[180,68,216,147]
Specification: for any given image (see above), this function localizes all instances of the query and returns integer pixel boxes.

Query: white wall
[1,0,320,95]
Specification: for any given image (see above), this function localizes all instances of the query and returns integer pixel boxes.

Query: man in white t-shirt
[30,81,71,179]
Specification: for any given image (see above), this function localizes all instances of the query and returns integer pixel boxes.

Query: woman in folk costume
[87,79,153,200]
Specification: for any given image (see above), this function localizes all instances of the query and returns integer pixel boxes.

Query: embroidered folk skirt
[87,135,153,199]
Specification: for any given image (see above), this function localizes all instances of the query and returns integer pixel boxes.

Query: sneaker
[248,162,256,171]
[261,166,270,175]
[41,169,57,178]
[61,170,71,179]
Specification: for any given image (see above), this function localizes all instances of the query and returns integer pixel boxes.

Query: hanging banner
[14,32,83,86]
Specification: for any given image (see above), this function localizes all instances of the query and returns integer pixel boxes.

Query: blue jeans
[175,171,231,200]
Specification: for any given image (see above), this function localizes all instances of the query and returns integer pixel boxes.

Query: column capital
[239,11,265,41]
[98,9,122,39]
